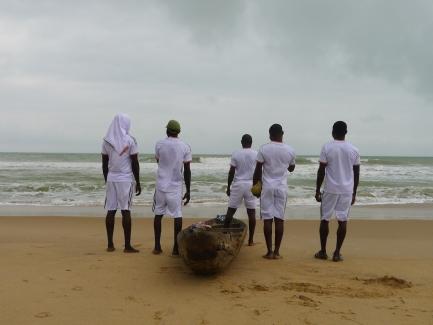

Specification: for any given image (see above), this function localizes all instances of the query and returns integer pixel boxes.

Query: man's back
[320,140,360,194]
[102,136,137,182]
[257,142,296,188]
[231,148,257,183]
[155,137,192,192]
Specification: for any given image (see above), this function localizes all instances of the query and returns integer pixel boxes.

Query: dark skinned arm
[352,165,360,205]
[253,161,263,185]
[226,166,235,196]
[183,162,191,205]
[130,154,141,196]
[102,154,109,183]
[315,162,327,202]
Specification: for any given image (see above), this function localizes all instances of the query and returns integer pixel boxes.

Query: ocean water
[0,152,433,207]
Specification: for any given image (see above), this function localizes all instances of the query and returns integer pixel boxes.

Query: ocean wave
[1,152,433,207]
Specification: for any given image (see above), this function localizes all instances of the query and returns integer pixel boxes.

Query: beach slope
[1,217,432,324]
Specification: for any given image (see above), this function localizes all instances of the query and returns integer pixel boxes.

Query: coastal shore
[1,203,432,220]
[1,216,432,324]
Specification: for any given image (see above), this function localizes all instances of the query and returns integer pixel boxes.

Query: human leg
[273,217,284,258]
[333,221,347,261]
[153,215,163,254]
[121,210,139,253]
[172,217,183,255]
[314,220,329,259]
[246,208,256,245]
[223,207,237,228]
[315,192,336,260]
[105,210,116,251]
[152,189,167,254]
[263,219,273,258]
[333,194,351,261]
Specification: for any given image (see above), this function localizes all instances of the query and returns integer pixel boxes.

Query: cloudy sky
[0,0,432,155]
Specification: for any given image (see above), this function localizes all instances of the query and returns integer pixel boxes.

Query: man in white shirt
[223,134,258,246]
[102,113,141,253]
[252,124,296,259]
[314,121,360,262]
[153,120,192,256]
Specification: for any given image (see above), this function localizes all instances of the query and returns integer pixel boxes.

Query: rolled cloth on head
[104,113,132,155]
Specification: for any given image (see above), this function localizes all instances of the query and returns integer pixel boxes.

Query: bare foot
[172,248,179,256]
[262,252,273,259]
[124,246,139,253]
[273,253,282,259]
[248,241,255,246]
[152,249,163,255]
[106,246,115,252]
[332,252,343,262]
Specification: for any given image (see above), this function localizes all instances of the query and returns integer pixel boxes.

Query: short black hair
[269,124,284,138]
[241,134,252,147]
[332,121,347,137]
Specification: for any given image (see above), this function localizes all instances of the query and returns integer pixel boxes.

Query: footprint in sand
[125,296,139,303]
[355,276,412,289]
[253,307,269,316]
[287,295,320,308]
[220,285,241,295]
[34,312,52,318]
[153,311,163,320]
[250,284,269,292]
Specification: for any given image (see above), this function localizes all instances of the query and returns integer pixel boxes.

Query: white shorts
[105,181,135,211]
[260,187,288,220]
[320,192,352,221]
[152,189,183,218]
[228,182,257,210]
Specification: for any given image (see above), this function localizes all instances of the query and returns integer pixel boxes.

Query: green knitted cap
[166,120,181,133]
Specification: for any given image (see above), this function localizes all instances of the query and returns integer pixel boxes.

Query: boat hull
[177,218,247,275]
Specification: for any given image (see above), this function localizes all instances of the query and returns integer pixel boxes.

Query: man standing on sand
[314,121,360,262]
[252,124,296,259]
[153,120,192,256]
[102,113,141,253]
[223,134,257,246]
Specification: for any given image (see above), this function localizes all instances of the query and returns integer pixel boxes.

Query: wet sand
[0,217,432,324]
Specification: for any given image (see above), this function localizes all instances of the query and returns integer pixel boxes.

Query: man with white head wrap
[102,113,141,253]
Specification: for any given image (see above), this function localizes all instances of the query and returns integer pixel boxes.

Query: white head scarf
[104,113,132,155]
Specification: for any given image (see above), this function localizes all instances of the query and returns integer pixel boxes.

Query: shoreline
[0,203,432,219]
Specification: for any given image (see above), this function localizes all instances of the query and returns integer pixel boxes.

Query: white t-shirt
[319,140,360,194]
[101,136,138,182]
[256,142,296,188]
[230,148,258,184]
[155,137,192,193]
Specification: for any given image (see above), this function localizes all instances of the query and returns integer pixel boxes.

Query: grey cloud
[157,0,246,45]
[253,0,433,98]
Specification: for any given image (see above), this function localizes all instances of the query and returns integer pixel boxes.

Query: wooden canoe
[177,218,247,275]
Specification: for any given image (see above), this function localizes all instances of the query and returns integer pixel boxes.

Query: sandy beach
[1,216,432,325]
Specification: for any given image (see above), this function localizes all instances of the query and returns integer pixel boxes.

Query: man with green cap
[152,120,192,255]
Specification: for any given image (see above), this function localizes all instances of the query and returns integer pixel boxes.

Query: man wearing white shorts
[314,121,360,262]
[223,134,257,246]
[253,124,296,259]
[102,113,141,253]
[153,120,192,255]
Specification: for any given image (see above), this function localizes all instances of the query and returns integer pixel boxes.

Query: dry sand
[0,217,432,325]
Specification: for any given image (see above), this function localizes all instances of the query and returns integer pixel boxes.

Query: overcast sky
[0,0,432,155]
